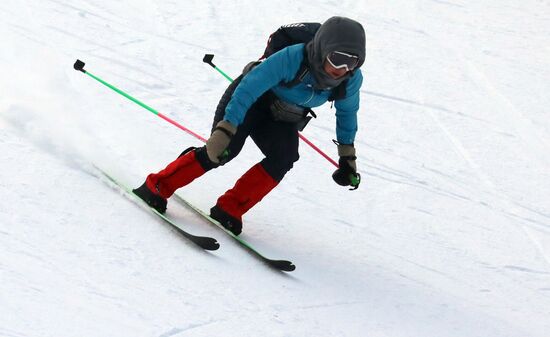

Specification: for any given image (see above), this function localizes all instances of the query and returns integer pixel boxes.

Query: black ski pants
[209,75,300,182]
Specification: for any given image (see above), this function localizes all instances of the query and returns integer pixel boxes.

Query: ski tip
[270,260,296,272]
[198,238,220,251]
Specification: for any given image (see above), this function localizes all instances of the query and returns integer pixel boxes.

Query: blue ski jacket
[224,43,363,145]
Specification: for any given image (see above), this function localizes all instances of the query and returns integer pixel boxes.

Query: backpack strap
[283,62,309,89]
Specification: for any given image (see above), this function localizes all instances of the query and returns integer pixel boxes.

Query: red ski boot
[210,163,278,235]
[133,147,211,213]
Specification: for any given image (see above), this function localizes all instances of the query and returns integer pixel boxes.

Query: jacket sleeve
[223,46,302,126]
[334,70,363,144]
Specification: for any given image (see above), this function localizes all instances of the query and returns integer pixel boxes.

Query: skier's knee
[262,154,299,182]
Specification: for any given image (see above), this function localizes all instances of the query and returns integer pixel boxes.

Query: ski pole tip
[203,54,215,67]
[73,59,86,73]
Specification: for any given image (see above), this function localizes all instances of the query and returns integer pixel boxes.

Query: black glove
[332,143,361,190]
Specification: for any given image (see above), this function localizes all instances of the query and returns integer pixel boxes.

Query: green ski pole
[73,59,207,142]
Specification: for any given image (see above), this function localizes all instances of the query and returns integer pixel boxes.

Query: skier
[133,16,366,235]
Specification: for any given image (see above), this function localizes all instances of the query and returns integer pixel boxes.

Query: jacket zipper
[302,85,315,105]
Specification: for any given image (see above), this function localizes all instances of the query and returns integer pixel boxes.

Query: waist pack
[269,97,316,131]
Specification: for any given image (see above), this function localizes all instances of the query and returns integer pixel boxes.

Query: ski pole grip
[203,54,215,68]
[74,59,86,73]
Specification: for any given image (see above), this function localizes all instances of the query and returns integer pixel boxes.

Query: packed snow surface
[1,1,549,336]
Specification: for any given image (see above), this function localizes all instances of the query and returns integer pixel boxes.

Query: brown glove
[206,120,237,164]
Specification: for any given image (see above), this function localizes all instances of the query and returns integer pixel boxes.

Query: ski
[94,167,220,251]
[172,194,296,272]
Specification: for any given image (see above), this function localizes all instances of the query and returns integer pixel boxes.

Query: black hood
[306,16,366,90]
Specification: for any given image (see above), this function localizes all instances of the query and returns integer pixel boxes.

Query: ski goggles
[326,51,360,71]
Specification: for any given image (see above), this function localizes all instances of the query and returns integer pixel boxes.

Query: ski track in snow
[2,1,550,337]
[423,42,550,269]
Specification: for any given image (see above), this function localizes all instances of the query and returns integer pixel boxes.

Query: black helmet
[306,16,366,89]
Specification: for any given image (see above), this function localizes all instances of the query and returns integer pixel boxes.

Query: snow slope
[1,1,550,336]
